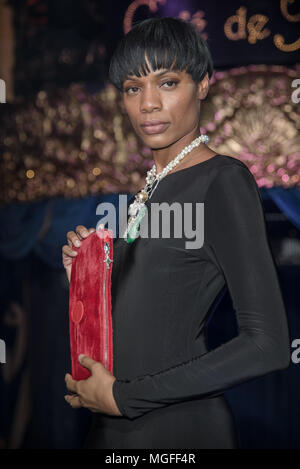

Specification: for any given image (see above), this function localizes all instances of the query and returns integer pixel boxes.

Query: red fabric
[68,229,114,380]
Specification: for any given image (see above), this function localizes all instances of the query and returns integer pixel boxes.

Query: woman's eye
[125,86,139,95]
[161,80,178,89]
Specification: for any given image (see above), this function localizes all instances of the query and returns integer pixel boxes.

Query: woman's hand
[62,225,97,283]
[64,355,123,417]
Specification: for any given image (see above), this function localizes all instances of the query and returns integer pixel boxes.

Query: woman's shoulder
[210,154,251,172]
[207,154,255,183]
[205,154,259,200]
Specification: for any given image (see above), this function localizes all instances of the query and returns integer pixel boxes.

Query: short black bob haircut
[109,17,214,92]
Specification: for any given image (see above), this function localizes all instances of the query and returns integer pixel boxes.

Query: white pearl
[134,135,209,203]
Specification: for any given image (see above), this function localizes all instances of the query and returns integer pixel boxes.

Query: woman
[62,17,290,449]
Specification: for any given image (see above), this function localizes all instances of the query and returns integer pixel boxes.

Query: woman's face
[122,58,209,150]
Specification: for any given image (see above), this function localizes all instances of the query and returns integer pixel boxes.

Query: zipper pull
[104,241,113,268]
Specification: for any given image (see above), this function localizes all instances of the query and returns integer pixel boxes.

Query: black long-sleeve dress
[83,154,290,449]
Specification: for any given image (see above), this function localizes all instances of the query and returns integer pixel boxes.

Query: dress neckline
[158,153,222,182]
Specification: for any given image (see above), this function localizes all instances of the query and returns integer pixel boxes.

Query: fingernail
[72,251,78,255]
[78,354,85,363]
[74,240,80,247]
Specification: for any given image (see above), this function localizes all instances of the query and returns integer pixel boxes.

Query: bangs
[120,43,183,82]
[109,17,213,91]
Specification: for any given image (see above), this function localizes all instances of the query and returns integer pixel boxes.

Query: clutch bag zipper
[103,240,113,368]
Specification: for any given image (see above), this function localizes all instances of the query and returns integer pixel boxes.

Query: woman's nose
[139,86,162,112]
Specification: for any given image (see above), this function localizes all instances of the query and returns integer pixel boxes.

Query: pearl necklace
[123,134,210,243]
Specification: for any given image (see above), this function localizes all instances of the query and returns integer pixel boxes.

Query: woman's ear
[196,72,210,101]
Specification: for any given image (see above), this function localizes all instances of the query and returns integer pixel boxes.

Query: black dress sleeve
[112,163,291,420]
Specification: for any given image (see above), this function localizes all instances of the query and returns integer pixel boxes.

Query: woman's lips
[141,123,170,135]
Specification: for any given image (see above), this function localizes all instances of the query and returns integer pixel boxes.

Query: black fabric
[83,154,290,449]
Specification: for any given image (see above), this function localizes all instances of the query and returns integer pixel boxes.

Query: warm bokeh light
[1,64,299,203]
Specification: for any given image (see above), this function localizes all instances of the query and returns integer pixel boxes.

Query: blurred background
[0,0,299,449]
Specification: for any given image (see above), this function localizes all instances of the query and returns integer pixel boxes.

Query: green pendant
[125,205,147,244]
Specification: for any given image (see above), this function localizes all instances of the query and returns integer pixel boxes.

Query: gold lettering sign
[247,14,270,44]
[280,0,300,22]
[224,7,247,40]
[274,0,300,51]
[224,8,271,44]
[124,1,300,52]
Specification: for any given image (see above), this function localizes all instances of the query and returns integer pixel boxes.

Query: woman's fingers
[64,394,99,412]
[67,230,82,247]
[66,226,96,248]
[63,244,78,255]
[64,394,83,409]
[63,226,96,282]
[62,244,78,260]
[65,373,78,393]
[76,225,92,240]
[64,374,84,408]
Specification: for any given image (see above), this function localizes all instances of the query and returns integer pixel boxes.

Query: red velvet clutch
[68,229,114,380]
